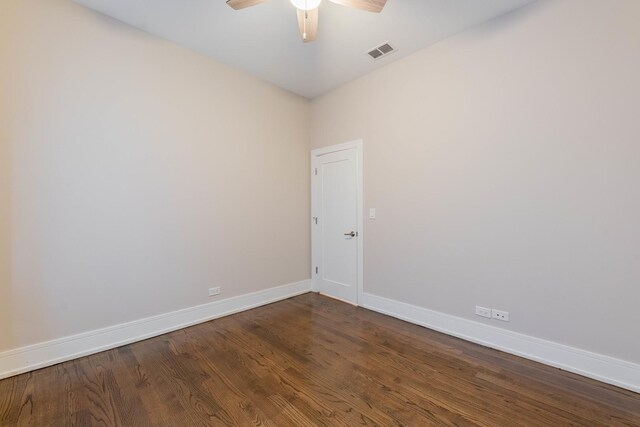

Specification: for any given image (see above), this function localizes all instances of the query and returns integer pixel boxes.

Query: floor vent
[367,42,396,60]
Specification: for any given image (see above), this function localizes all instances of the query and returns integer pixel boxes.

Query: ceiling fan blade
[226,0,268,10]
[297,8,318,43]
[328,0,386,13]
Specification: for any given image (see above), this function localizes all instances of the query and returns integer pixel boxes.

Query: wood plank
[0,293,638,426]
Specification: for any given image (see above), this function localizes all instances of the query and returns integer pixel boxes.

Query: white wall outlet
[369,208,376,219]
[475,306,492,318]
[492,309,509,322]
[209,287,221,297]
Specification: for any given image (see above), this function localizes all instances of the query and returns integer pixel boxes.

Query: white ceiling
[74,0,535,98]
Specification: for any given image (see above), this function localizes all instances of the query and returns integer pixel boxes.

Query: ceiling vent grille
[367,42,396,60]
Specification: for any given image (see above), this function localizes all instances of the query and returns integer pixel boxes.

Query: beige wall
[0,7,11,349]
[0,0,310,351]
[311,0,640,363]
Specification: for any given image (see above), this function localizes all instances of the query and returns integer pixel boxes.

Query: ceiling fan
[226,0,387,43]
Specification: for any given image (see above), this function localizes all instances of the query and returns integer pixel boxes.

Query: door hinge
[315,168,318,176]
[315,266,318,274]
[313,217,318,225]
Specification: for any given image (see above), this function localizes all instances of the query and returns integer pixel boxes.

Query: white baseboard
[0,280,312,380]
[361,292,640,393]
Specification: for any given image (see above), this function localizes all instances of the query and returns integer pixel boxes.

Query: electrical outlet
[492,309,509,322]
[475,306,492,318]
[209,287,221,297]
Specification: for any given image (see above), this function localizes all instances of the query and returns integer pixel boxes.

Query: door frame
[311,140,364,306]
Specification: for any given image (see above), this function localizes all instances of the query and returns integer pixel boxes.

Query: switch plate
[475,306,492,318]
[209,287,221,297]
[492,309,509,322]
[369,208,376,219]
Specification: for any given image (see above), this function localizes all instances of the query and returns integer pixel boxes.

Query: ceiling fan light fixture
[290,0,321,11]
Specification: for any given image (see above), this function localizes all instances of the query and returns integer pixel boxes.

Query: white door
[312,142,363,305]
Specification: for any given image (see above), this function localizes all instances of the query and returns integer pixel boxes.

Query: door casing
[311,140,364,305]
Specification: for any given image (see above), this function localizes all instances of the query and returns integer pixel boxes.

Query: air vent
[368,49,383,59]
[367,42,396,60]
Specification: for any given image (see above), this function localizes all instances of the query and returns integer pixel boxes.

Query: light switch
[369,208,376,219]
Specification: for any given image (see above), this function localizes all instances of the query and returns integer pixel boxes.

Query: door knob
[344,231,356,237]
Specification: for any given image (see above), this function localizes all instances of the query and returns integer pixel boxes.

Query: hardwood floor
[1,293,639,426]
